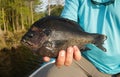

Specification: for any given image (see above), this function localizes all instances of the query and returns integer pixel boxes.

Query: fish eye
[27,33,34,38]
[43,29,51,36]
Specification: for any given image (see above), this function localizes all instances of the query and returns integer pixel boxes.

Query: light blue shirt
[61,0,120,74]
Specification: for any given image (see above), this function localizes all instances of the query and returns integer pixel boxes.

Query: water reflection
[0,46,43,77]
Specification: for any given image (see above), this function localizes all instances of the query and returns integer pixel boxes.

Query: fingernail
[73,45,77,48]
[60,50,65,56]
[68,46,73,53]
[73,45,79,51]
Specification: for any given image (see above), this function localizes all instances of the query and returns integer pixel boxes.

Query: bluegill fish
[21,16,107,57]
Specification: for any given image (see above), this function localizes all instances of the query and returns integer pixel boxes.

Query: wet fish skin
[21,16,107,58]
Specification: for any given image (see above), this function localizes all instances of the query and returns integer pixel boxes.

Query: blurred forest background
[0,0,64,77]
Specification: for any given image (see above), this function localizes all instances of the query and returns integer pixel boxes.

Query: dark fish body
[21,16,107,58]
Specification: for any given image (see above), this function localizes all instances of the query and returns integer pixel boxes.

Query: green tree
[0,0,42,49]
[0,0,41,32]
[50,5,63,16]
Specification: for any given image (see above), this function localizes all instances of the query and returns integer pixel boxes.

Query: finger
[55,50,66,67]
[65,46,74,66]
[43,56,51,62]
[73,45,81,61]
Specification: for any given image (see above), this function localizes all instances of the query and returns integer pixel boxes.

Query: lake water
[0,46,43,77]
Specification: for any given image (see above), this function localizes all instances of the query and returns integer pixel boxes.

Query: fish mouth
[21,34,50,51]
[21,39,40,51]
[22,39,33,46]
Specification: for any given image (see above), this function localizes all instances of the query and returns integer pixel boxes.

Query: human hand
[43,45,81,67]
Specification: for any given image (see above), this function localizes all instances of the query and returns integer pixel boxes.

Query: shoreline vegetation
[0,30,25,50]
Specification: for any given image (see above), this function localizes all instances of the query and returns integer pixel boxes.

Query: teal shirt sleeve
[61,0,120,74]
[61,0,82,22]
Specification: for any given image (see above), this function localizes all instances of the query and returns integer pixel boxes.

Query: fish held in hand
[21,16,107,58]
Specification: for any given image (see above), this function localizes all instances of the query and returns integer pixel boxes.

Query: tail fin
[93,34,107,52]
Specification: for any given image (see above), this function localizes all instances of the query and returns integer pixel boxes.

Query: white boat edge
[29,60,55,77]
